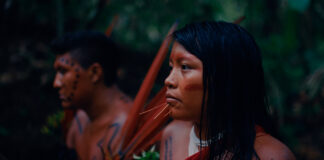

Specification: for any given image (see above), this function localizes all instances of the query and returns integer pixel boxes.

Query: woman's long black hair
[173,21,272,160]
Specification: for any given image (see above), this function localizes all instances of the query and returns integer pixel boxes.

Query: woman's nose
[164,70,177,89]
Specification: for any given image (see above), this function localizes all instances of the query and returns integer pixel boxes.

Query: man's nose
[53,73,63,88]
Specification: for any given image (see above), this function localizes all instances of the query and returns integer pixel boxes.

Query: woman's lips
[166,94,181,106]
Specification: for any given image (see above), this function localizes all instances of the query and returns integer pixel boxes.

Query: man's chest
[74,122,123,160]
[74,127,108,160]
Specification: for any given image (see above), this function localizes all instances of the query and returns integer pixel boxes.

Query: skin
[53,53,92,109]
[53,52,132,160]
[160,120,192,160]
[160,42,296,160]
[165,42,204,123]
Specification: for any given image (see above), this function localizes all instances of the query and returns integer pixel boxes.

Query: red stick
[118,22,178,151]
[105,15,119,36]
[233,16,246,24]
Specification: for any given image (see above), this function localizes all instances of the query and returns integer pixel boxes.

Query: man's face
[53,53,93,109]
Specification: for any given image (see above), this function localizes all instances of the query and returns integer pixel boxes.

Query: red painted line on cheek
[184,84,203,91]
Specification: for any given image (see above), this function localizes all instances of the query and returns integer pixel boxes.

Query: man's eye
[58,68,67,74]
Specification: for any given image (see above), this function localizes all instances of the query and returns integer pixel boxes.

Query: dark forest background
[0,0,323,159]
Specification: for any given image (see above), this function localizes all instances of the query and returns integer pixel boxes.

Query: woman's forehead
[170,42,200,63]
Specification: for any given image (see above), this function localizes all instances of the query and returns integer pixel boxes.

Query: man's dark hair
[173,21,273,160]
[51,31,119,86]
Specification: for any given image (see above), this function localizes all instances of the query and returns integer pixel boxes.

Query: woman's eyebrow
[175,55,196,63]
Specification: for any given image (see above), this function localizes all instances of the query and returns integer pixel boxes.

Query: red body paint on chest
[184,84,202,91]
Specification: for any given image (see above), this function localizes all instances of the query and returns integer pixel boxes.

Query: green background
[0,0,323,159]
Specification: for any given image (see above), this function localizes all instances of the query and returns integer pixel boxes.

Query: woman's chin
[170,110,192,121]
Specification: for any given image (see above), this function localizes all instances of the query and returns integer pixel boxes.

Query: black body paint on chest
[97,123,121,159]
[75,113,83,133]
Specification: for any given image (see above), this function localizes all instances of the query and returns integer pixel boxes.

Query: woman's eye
[181,64,190,70]
[168,65,173,72]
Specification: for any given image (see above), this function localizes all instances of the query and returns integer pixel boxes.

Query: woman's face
[165,42,204,122]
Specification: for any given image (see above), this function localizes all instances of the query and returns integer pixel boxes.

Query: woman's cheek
[185,83,204,120]
[184,84,203,91]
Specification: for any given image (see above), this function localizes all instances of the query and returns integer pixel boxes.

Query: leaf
[133,154,141,159]
[149,145,156,152]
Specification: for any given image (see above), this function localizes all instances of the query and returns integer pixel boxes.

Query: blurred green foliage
[40,111,64,136]
[133,145,160,160]
[0,0,323,159]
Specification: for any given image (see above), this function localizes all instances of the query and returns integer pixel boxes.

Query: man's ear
[88,63,103,84]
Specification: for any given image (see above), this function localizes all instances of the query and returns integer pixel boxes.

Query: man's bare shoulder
[66,110,90,148]
[254,133,296,160]
[73,110,90,129]
[67,110,89,131]
[75,109,89,120]
[118,93,133,108]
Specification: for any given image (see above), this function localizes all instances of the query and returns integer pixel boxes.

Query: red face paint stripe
[184,84,203,91]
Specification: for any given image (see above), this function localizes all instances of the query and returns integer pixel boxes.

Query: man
[52,31,132,160]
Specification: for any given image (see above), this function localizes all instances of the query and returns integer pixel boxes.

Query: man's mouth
[59,94,68,101]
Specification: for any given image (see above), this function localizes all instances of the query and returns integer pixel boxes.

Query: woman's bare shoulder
[162,120,192,138]
[160,120,192,160]
[254,133,296,160]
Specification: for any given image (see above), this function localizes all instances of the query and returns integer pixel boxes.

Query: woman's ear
[88,63,103,84]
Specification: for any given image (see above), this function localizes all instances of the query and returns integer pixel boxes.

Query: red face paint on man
[53,53,94,109]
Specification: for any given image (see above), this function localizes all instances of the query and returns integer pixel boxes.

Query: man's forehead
[56,52,72,60]
[55,52,79,63]
[54,52,80,67]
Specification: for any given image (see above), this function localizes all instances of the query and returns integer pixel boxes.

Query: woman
[160,21,295,160]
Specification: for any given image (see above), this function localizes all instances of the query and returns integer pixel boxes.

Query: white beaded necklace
[188,126,224,156]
